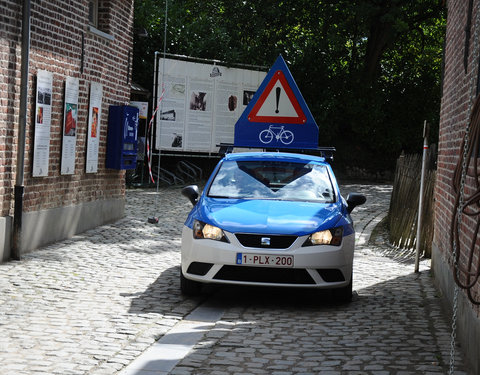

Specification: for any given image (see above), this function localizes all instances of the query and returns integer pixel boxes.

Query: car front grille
[213,265,315,284]
[235,233,297,249]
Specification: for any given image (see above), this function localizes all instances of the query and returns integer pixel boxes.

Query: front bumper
[180,226,355,289]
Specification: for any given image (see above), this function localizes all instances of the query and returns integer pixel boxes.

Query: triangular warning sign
[234,55,319,150]
[248,70,307,124]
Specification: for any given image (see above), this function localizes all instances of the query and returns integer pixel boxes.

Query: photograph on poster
[190,92,207,111]
[64,103,77,136]
[160,109,176,121]
[171,133,182,147]
[169,83,185,99]
[37,88,51,105]
[228,95,237,111]
[37,107,44,124]
[91,107,98,138]
[243,90,255,105]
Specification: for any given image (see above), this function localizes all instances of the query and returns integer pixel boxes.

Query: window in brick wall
[88,0,114,41]
[88,0,98,27]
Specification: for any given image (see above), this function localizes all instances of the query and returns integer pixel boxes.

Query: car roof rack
[217,143,235,155]
[216,144,336,163]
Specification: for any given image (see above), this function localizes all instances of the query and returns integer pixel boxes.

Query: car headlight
[303,227,343,246]
[193,220,228,242]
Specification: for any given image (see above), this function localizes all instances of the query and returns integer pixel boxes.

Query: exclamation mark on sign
[275,87,281,114]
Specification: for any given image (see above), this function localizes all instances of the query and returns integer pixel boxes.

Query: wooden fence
[388,152,436,258]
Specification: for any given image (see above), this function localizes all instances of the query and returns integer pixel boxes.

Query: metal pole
[155,0,168,194]
[12,0,31,260]
[147,0,168,224]
[146,51,159,187]
[152,50,159,175]
[415,120,429,272]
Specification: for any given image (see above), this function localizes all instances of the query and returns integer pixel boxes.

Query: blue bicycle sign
[259,125,294,145]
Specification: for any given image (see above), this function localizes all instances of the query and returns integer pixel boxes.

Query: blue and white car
[180,151,366,302]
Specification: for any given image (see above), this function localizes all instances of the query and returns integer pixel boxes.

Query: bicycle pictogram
[259,125,294,145]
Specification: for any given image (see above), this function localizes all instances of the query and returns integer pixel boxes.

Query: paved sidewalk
[0,183,469,374]
[0,187,194,375]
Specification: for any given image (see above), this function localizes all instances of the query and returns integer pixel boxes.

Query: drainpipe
[12,0,31,260]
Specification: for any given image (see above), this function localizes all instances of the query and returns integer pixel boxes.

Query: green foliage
[133,0,446,172]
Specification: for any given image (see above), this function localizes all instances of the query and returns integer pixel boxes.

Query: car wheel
[335,276,352,303]
[180,270,202,296]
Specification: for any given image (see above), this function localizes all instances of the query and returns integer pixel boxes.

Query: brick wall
[0,1,22,217]
[0,0,134,215]
[435,0,480,315]
[0,0,134,256]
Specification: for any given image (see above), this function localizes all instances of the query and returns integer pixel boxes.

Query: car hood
[191,197,345,236]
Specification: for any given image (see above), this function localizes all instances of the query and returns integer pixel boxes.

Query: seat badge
[261,237,271,246]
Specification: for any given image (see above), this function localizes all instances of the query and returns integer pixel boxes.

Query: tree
[132,0,446,172]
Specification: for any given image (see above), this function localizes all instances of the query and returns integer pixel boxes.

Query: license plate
[236,253,294,267]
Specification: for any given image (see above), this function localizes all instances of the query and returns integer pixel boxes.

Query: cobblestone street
[0,183,470,374]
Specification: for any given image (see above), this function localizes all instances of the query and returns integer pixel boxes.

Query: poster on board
[33,70,53,177]
[86,82,103,173]
[61,77,79,175]
[155,57,266,153]
[130,101,148,161]
[130,101,148,119]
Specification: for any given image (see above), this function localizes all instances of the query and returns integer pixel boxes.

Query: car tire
[180,270,202,296]
[335,276,352,304]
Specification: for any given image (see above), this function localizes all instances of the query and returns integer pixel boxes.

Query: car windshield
[208,160,335,202]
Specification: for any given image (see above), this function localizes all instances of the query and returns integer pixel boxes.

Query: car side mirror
[346,193,366,213]
[182,185,200,206]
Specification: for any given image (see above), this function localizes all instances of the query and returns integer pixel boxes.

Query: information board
[33,70,53,177]
[61,76,79,175]
[86,82,103,173]
[154,57,266,153]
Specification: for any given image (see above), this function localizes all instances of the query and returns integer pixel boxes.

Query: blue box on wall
[106,105,139,170]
